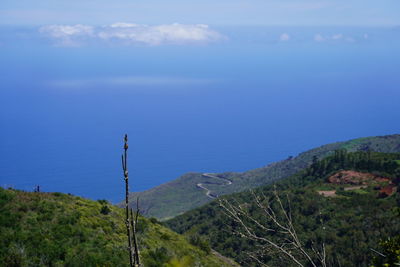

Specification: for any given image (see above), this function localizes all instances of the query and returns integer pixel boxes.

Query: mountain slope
[0,188,237,267]
[166,151,400,266]
[125,134,400,220]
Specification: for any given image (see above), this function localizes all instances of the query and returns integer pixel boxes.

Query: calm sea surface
[1,26,399,202]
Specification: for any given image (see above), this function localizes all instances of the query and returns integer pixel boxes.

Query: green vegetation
[371,235,400,267]
[0,188,236,267]
[125,134,400,220]
[166,151,400,266]
[3,136,398,266]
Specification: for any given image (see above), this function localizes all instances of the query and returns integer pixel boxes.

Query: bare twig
[131,198,140,266]
[370,248,386,257]
[219,188,327,267]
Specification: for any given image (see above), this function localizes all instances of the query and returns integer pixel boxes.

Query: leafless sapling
[130,198,141,266]
[219,186,327,267]
[122,134,136,267]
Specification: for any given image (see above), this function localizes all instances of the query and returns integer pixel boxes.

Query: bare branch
[219,188,327,267]
[122,134,134,267]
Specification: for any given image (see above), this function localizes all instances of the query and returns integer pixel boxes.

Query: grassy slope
[125,134,400,220]
[0,188,237,267]
[165,151,400,266]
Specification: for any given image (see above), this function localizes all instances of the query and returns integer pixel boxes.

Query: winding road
[196,173,233,199]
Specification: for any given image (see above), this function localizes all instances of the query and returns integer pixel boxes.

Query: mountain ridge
[124,134,400,220]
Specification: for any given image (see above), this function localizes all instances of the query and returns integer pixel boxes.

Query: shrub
[188,234,211,254]
[97,199,109,205]
[100,205,111,215]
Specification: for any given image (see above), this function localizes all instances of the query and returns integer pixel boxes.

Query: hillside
[0,188,237,267]
[165,151,400,266]
[125,134,400,220]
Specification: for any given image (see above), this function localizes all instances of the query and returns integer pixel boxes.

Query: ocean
[1,26,399,202]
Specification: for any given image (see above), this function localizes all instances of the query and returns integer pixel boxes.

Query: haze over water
[1,3,400,203]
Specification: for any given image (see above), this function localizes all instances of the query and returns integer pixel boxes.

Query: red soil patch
[328,171,390,185]
[379,185,397,198]
[326,170,397,198]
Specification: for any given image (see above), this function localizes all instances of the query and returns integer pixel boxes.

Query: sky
[1,0,400,26]
[1,1,399,202]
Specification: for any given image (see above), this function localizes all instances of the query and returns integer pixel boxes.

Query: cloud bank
[275,31,368,44]
[313,33,366,43]
[39,23,225,46]
[39,24,94,46]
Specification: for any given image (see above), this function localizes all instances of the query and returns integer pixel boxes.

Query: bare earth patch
[379,185,397,198]
[344,186,367,191]
[318,190,337,197]
[319,171,396,198]
[328,170,390,185]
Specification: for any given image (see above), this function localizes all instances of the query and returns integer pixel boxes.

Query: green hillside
[125,134,400,220]
[0,188,237,267]
[166,151,400,266]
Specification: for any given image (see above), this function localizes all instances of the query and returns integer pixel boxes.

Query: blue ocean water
[1,26,400,202]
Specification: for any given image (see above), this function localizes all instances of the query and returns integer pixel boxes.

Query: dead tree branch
[219,186,327,267]
[122,134,134,267]
[130,198,140,266]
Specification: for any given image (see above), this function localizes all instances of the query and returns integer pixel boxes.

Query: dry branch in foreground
[122,134,141,267]
[219,186,327,267]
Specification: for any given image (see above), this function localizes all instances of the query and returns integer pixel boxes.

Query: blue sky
[1,0,400,26]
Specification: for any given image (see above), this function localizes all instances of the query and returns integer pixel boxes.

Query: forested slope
[166,151,400,266]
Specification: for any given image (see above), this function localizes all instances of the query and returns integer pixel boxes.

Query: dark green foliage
[188,234,211,254]
[100,204,111,215]
[97,199,109,205]
[307,149,400,178]
[371,235,400,267]
[166,151,400,266]
[160,232,171,240]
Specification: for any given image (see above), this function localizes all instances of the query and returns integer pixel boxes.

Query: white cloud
[39,23,225,46]
[39,24,94,46]
[314,33,358,43]
[98,23,224,45]
[110,22,139,28]
[279,33,290,41]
